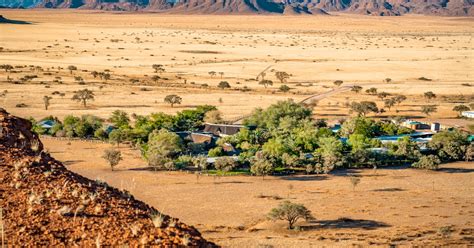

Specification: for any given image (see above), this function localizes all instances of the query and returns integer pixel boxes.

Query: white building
[461,111,474,118]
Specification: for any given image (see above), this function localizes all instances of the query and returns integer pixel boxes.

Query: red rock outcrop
[0,108,217,247]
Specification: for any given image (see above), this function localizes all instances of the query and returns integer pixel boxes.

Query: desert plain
[1,9,473,247]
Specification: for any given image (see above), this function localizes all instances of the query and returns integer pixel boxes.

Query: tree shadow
[0,15,32,25]
[278,175,328,181]
[438,167,474,173]
[63,160,84,165]
[303,218,390,230]
[372,187,405,192]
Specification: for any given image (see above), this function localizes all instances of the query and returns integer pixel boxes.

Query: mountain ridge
[3,0,474,16]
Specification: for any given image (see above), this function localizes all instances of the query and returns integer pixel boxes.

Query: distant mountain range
[2,0,473,16]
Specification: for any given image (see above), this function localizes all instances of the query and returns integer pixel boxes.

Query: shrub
[214,157,237,172]
[412,155,441,170]
[191,155,208,170]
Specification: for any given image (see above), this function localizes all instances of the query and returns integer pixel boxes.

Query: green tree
[102,148,122,171]
[251,156,273,179]
[146,129,183,170]
[109,110,130,128]
[315,136,345,172]
[429,130,469,161]
[412,155,441,170]
[268,201,314,229]
[350,101,378,116]
[214,157,236,172]
[203,110,223,123]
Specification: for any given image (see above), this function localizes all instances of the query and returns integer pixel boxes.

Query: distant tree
[365,87,377,95]
[43,95,52,110]
[384,78,392,83]
[91,71,98,78]
[424,91,436,100]
[218,72,224,78]
[421,105,437,116]
[102,148,122,171]
[393,95,407,106]
[279,85,290,92]
[259,79,273,88]
[377,92,390,100]
[384,98,396,111]
[268,201,314,229]
[151,75,161,83]
[164,94,182,108]
[67,65,77,74]
[349,175,361,191]
[453,105,470,117]
[109,129,126,147]
[0,64,13,72]
[333,80,343,87]
[218,81,231,89]
[350,101,378,116]
[152,64,164,73]
[275,71,290,84]
[351,85,363,93]
[208,71,216,77]
[102,73,111,81]
[71,89,94,107]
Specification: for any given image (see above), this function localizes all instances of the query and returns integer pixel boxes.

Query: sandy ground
[42,137,474,247]
[0,10,473,127]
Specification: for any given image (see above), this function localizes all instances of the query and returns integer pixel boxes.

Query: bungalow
[203,123,244,137]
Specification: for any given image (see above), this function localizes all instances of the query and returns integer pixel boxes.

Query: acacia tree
[259,79,273,88]
[350,101,378,116]
[218,81,231,89]
[43,95,52,110]
[275,71,290,84]
[453,105,469,117]
[208,71,216,77]
[268,201,314,229]
[67,65,77,74]
[424,91,436,100]
[102,148,122,171]
[351,86,363,93]
[164,94,182,108]
[152,64,164,73]
[71,89,94,107]
[421,105,437,116]
[251,153,273,180]
[279,85,290,92]
[333,80,343,87]
[365,87,377,95]
[218,72,224,78]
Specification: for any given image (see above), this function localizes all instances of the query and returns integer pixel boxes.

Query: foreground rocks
[0,108,217,247]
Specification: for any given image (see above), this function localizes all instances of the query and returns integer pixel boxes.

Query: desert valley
[0,7,473,247]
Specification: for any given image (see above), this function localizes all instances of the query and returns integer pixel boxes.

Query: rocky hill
[0,108,216,247]
[31,0,474,16]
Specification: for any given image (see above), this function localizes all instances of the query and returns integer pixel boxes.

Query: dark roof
[203,123,243,136]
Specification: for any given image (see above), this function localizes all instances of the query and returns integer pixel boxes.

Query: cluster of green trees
[31,100,472,175]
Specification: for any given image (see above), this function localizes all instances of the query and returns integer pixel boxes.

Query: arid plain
[1,10,474,247]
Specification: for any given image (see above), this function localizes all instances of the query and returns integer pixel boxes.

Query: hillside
[32,0,474,16]
[0,108,216,246]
